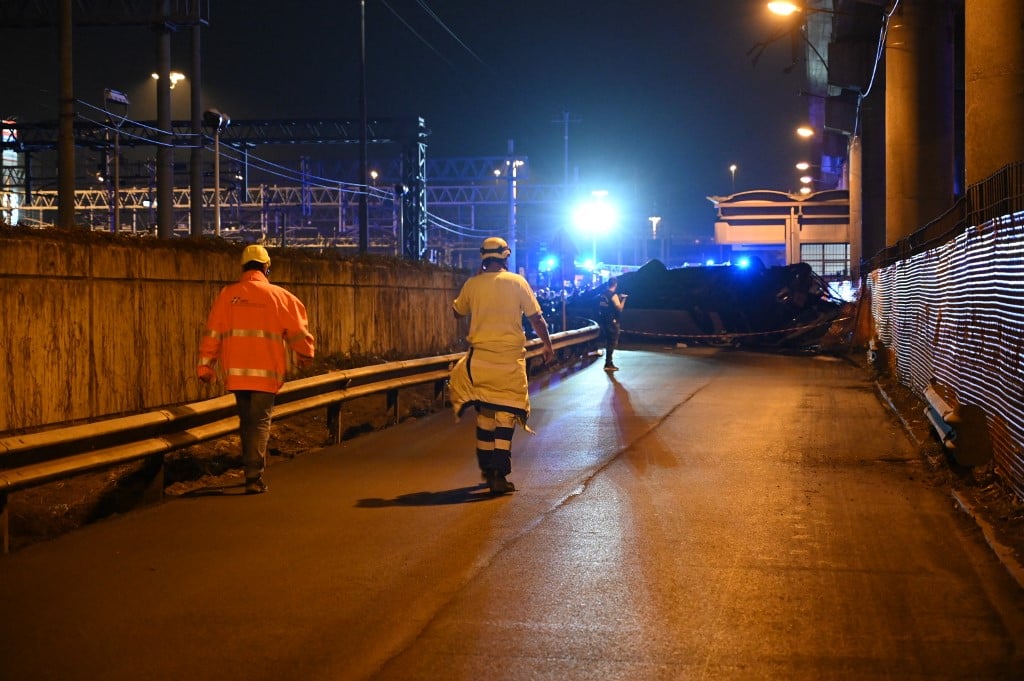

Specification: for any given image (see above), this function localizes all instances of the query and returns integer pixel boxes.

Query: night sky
[1,0,810,239]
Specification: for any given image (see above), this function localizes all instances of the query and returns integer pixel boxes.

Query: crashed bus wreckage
[565,259,853,351]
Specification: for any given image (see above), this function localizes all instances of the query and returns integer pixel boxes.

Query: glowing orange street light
[151,71,186,89]
[767,1,802,16]
[796,125,815,138]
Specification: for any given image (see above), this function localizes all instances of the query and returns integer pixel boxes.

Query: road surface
[1,346,1022,680]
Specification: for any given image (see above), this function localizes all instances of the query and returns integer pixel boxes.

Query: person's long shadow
[178,482,502,504]
[356,483,502,507]
[606,371,680,473]
[606,372,637,423]
[180,482,248,497]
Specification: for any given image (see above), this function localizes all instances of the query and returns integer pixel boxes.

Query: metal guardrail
[0,323,600,553]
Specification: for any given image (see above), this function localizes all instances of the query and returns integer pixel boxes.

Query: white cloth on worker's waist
[449,268,544,428]
[448,345,531,426]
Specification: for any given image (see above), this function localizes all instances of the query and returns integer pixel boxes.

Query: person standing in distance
[197,244,315,494]
[599,277,627,372]
[449,237,556,494]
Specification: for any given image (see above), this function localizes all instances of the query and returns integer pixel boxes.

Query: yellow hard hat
[480,236,511,260]
[240,244,271,266]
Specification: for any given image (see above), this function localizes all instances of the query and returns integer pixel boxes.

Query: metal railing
[0,323,600,553]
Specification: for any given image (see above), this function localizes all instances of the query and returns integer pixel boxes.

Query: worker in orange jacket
[198,244,315,494]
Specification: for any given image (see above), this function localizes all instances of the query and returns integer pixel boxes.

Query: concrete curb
[951,491,1024,591]
[876,380,1024,591]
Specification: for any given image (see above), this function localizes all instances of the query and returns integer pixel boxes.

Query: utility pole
[57,0,75,228]
[154,0,173,238]
[507,139,518,273]
[189,21,203,237]
[552,111,579,298]
[552,111,580,188]
[358,0,369,254]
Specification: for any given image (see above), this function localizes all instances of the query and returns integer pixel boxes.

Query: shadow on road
[356,484,504,507]
[179,483,250,497]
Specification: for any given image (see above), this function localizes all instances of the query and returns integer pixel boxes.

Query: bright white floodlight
[572,200,617,237]
[572,191,618,266]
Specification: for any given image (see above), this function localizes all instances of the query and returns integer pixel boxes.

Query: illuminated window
[801,243,850,281]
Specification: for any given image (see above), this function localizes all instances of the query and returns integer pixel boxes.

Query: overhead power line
[378,0,457,70]
[414,0,488,68]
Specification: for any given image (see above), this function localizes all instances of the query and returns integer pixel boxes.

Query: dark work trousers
[603,319,621,367]
[475,406,516,476]
[234,390,276,480]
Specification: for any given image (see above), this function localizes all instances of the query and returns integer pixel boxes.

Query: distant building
[706,189,851,282]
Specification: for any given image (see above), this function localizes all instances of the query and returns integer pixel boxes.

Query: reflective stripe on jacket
[198,270,315,393]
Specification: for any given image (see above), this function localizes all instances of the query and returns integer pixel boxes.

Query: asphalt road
[1,347,1022,680]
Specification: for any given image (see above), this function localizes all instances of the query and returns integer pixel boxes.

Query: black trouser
[603,320,620,366]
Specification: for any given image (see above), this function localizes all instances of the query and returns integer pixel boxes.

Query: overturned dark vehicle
[567,259,852,350]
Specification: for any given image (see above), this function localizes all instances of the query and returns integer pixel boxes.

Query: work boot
[487,473,515,494]
[245,476,268,494]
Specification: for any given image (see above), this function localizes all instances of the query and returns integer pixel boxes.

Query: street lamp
[203,108,230,236]
[767,1,802,16]
[796,160,834,190]
[796,125,815,138]
[151,71,186,89]
[729,164,737,192]
[103,88,129,232]
[648,215,661,239]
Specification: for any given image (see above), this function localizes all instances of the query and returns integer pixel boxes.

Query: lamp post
[103,88,129,232]
[647,215,662,262]
[648,215,661,239]
[729,164,737,192]
[203,108,230,236]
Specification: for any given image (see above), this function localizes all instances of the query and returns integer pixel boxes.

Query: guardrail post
[141,454,165,505]
[433,379,446,410]
[326,403,343,445]
[386,389,399,426]
[1,492,8,554]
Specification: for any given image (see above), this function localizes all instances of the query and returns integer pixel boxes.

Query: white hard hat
[480,236,511,260]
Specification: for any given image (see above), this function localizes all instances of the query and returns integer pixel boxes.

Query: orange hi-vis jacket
[198,270,315,394]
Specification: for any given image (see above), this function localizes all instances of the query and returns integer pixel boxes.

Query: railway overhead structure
[2,117,436,260]
[1,118,572,268]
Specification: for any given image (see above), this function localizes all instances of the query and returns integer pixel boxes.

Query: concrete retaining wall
[0,230,465,434]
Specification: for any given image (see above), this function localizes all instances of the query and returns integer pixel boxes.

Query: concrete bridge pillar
[965,0,1024,184]
[884,0,956,245]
